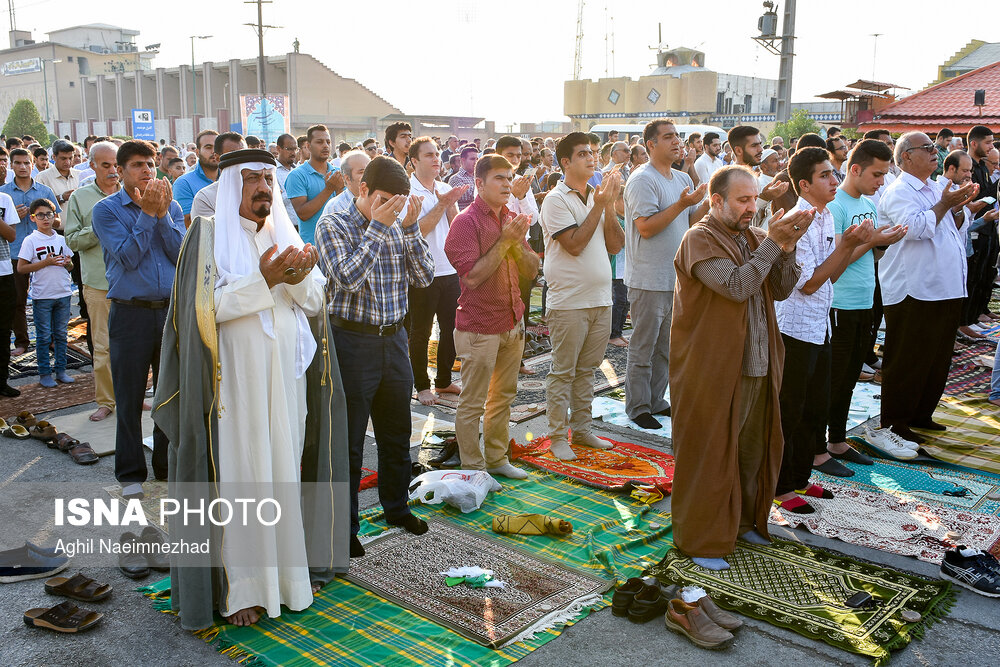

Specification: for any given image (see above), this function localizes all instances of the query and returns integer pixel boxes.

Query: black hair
[29,197,56,214]
[277,133,295,148]
[495,136,522,154]
[727,126,759,151]
[167,157,185,168]
[116,140,156,166]
[703,132,720,146]
[306,124,329,142]
[969,125,994,145]
[9,148,29,161]
[826,136,846,152]
[862,129,891,141]
[643,119,674,147]
[245,135,262,148]
[384,121,411,148]
[937,128,954,140]
[788,147,831,196]
[214,132,244,156]
[360,155,410,197]
[943,150,969,172]
[846,139,893,171]
[32,147,48,159]
[556,131,589,169]
[796,133,826,149]
[195,129,219,149]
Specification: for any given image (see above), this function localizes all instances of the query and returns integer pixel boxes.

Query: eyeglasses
[904,144,937,155]
[33,212,55,220]
[365,146,377,152]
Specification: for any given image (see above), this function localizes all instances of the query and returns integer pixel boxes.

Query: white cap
[761,148,778,162]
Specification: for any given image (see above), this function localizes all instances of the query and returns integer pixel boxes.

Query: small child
[17,198,75,388]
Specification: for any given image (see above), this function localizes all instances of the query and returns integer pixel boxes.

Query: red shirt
[444,196,528,335]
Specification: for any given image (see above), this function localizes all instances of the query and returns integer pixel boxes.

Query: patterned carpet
[0,373,95,416]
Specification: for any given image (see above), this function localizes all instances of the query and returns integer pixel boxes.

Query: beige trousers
[83,286,114,410]
[453,323,524,469]
[545,305,612,440]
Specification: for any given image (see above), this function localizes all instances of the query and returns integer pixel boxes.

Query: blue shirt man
[171,161,214,217]
[92,187,185,300]
[285,160,337,244]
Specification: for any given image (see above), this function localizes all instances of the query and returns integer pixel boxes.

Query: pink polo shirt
[444,196,528,335]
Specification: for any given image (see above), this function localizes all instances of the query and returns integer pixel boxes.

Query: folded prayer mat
[493,513,573,536]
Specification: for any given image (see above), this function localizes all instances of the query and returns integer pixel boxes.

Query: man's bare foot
[959,325,986,339]
[436,383,461,396]
[417,389,437,406]
[143,401,152,411]
[311,581,323,595]
[89,406,113,422]
[11,346,26,357]
[608,337,629,347]
[979,314,993,324]
[519,365,536,375]
[225,606,263,626]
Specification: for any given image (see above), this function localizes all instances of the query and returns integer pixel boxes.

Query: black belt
[111,297,169,309]
[331,316,404,337]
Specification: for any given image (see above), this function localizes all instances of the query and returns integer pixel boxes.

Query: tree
[769,109,821,144]
[3,99,50,145]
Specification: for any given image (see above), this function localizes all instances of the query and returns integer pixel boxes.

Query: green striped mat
[912,394,1000,475]
[140,471,673,666]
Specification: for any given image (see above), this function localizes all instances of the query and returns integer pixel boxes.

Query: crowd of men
[0,118,998,623]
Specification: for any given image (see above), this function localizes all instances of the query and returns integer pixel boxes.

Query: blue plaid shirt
[315,201,434,325]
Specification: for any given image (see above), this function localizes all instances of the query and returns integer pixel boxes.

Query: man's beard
[252,199,272,218]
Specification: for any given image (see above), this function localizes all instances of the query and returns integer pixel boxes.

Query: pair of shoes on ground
[1,412,97,464]
[118,527,170,580]
[940,546,1000,598]
[863,425,932,460]
[813,444,874,477]
[613,578,740,649]
[22,571,112,634]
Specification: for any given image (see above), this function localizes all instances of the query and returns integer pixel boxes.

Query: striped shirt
[692,234,801,376]
[315,200,434,326]
[447,169,476,211]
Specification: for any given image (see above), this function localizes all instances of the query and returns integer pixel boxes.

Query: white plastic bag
[408,469,502,513]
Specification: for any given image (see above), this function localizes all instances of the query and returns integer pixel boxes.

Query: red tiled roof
[859,61,1000,133]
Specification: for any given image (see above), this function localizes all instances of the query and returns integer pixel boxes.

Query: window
[744,95,752,112]
[608,89,620,105]
[67,56,74,62]
[769,97,777,113]
[725,98,733,114]
[69,81,75,87]
[716,92,725,113]
[647,88,660,104]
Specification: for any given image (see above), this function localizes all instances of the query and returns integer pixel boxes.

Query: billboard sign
[132,109,155,140]
[240,94,291,145]
[2,58,42,76]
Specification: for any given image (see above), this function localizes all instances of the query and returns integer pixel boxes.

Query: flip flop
[54,433,80,452]
[44,573,113,602]
[1,423,31,440]
[23,601,103,633]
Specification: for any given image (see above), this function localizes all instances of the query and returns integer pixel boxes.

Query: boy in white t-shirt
[17,198,75,388]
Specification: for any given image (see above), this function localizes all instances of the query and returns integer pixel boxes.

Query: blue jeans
[33,296,71,376]
[991,343,1000,401]
[332,326,415,536]
[611,278,630,338]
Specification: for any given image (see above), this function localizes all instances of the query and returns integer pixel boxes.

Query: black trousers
[881,296,962,428]
[408,274,460,391]
[108,302,169,484]
[10,259,29,349]
[865,270,883,367]
[776,334,830,496]
[0,274,14,386]
[963,232,999,325]
[828,308,872,443]
[333,326,414,536]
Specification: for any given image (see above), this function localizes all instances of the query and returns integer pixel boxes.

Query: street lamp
[189,35,212,116]
[40,58,62,127]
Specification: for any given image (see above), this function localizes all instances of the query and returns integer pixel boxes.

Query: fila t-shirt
[17,229,73,300]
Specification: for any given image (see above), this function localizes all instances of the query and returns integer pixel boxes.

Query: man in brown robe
[670,165,814,570]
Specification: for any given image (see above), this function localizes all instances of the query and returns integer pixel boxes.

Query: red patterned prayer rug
[359,468,378,490]
[511,435,674,493]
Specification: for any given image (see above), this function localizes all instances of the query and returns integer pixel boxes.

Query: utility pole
[244,0,280,97]
[776,0,796,123]
[573,0,584,80]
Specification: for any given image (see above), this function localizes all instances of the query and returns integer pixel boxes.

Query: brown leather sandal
[44,573,113,602]
[23,601,103,633]
[54,433,79,452]
[12,411,38,429]
[29,421,58,443]
[67,442,99,465]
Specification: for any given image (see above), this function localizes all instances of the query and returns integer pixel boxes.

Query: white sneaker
[861,363,876,374]
[864,427,919,459]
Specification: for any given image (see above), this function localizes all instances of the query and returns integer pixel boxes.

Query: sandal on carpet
[66,442,99,465]
[796,484,833,499]
[773,497,815,514]
[1,422,31,440]
[11,411,38,429]
[30,421,58,443]
[23,601,103,633]
[44,573,112,602]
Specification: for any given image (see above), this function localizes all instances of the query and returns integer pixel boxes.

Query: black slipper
[388,514,429,535]
[631,413,661,430]
[911,420,947,431]
[350,536,365,558]
[829,446,873,465]
[813,458,855,477]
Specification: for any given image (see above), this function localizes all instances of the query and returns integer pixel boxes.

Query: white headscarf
[213,159,327,377]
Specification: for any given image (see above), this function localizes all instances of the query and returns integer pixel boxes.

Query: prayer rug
[105,480,170,533]
[0,372,95,416]
[511,434,674,493]
[647,540,955,666]
[952,339,996,365]
[769,480,1000,562]
[944,362,992,395]
[592,394,672,437]
[139,472,673,666]
[346,521,611,648]
[909,394,1000,475]
[366,410,454,446]
[8,346,92,380]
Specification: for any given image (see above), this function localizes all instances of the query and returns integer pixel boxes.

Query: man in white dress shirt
[695,132,725,186]
[877,132,979,444]
[773,147,870,515]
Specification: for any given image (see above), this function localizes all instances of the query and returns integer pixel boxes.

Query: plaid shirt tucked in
[315,201,434,325]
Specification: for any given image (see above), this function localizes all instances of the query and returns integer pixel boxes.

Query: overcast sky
[9,0,985,126]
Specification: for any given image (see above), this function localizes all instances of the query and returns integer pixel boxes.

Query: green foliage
[841,127,862,141]
[770,109,821,144]
[2,99,49,145]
